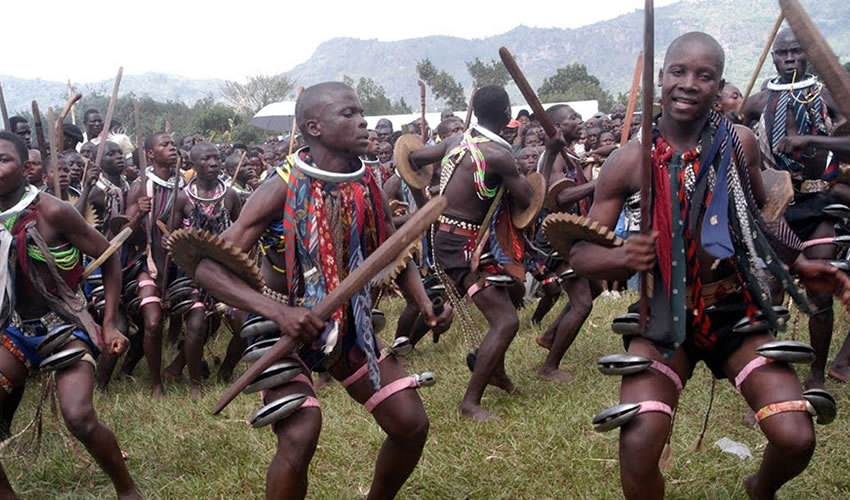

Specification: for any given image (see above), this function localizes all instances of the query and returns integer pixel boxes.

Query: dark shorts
[625,300,754,380]
[785,192,836,241]
[433,230,475,288]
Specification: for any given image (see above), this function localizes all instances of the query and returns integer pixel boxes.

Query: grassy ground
[4,292,850,499]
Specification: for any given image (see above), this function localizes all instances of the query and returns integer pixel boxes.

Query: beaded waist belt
[12,311,66,337]
[437,215,481,232]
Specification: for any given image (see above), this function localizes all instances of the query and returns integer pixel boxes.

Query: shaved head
[295,82,355,136]
[190,141,218,161]
[664,31,725,76]
[774,27,797,49]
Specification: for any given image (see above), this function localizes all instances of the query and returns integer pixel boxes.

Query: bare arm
[226,187,242,222]
[488,147,531,209]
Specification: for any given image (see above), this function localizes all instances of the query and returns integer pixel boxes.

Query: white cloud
[5,0,679,83]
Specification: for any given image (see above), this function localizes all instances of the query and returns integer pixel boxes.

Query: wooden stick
[94,67,124,171]
[68,81,77,125]
[159,154,183,293]
[47,107,62,197]
[82,227,134,279]
[228,151,247,188]
[134,99,147,172]
[165,120,172,134]
[288,86,304,155]
[499,47,571,165]
[464,87,478,129]
[0,81,9,131]
[418,80,427,141]
[620,52,644,147]
[639,0,655,332]
[739,13,785,114]
[31,101,48,161]
[56,92,83,152]
[780,0,850,119]
[213,195,449,415]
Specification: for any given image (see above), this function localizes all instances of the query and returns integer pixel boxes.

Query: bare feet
[151,384,164,399]
[828,365,850,383]
[487,373,517,394]
[459,402,497,422]
[118,487,143,500]
[744,474,776,500]
[537,367,574,382]
[804,372,825,390]
[189,384,202,401]
[535,335,552,350]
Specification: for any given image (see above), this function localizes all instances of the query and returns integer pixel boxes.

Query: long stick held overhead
[134,99,147,171]
[68,81,77,125]
[418,80,427,141]
[464,87,478,129]
[47,107,62,197]
[0,81,10,131]
[94,67,124,170]
[56,92,83,152]
[739,12,785,114]
[639,0,654,331]
[31,101,48,163]
[213,195,449,415]
[779,0,850,119]
[621,52,644,147]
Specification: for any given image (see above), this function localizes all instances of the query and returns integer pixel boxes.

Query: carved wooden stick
[739,13,785,114]
[0,81,9,131]
[639,0,655,331]
[82,227,134,279]
[68,81,77,125]
[499,47,571,165]
[288,86,305,155]
[56,92,83,152]
[621,52,644,146]
[780,0,850,119]
[228,151,247,188]
[47,107,62,197]
[31,101,48,161]
[464,87,478,129]
[418,80,427,141]
[94,67,124,171]
[213,195,449,415]
[134,99,147,172]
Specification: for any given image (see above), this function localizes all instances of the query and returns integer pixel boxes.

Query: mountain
[0,73,225,116]
[3,0,848,116]
[285,0,850,108]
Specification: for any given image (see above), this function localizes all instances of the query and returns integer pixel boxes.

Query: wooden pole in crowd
[288,86,304,155]
[93,67,124,171]
[134,99,147,171]
[638,0,654,331]
[31,100,48,162]
[0,81,10,131]
[228,151,247,188]
[56,92,82,152]
[418,80,427,141]
[620,52,643,147]
[47,107,62,197]
[738,13,785,114]
[68,81,77,125]
[464,87,477,129]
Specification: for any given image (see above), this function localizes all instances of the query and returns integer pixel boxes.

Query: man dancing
[0,131,140,499]
[571,33,850,499]
[193,82,450,499]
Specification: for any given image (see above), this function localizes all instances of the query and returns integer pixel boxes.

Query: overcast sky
[7,0,678,83]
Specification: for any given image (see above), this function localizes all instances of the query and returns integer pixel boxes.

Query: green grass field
[5,293,850,499]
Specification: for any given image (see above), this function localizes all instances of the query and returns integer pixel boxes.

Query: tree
[615,87,643,112]
[466,58,510,88]
[343,76,412,115]
[221,74,295,113]
[416,59,467,110]
[537,63,615,112]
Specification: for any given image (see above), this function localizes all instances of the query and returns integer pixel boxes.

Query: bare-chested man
[741,27,850,389]
[194,82,451,499]
[0,131,140,499]
[408,85,560,420]
[571,32,850,500]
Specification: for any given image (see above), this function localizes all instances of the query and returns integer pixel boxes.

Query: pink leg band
[467,282,486,298]
[139,297,161,308]
[755,400,809,423]
[341,353,386,388]
[541,276,558,285]
[301,396,321,409]
[802,237,836,249]
[259,373,314,400]
[650,360,683,393]
[137,279,158,291]
[364,376,417,413]
[188,301,205,311]
[636,400,674,418]
[734,356,773,392]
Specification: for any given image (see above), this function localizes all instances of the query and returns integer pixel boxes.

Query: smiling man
[570,32,850,500]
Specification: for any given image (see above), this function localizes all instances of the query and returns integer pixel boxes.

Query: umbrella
[249,101,297,131]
